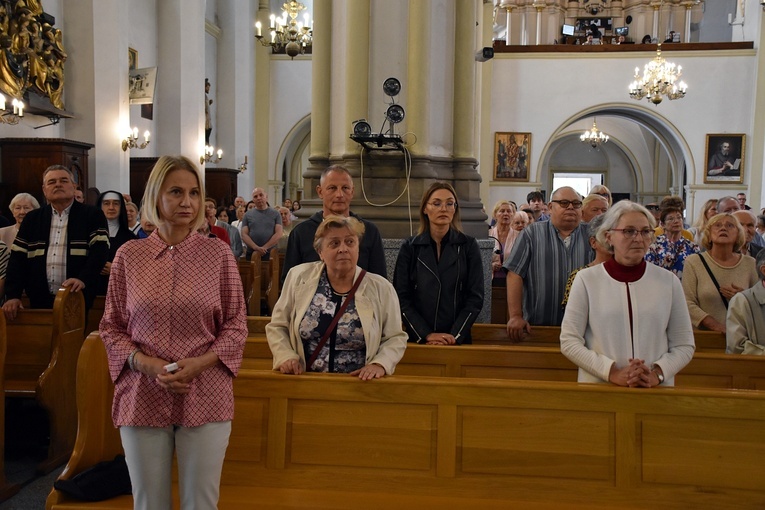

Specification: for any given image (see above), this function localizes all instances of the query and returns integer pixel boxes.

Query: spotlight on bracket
[350,77,406,151]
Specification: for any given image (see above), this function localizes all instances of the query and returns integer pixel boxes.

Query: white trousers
[120,421,231,510]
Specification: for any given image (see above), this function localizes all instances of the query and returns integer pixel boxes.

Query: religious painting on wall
[494,132,530,182]
[704,133,745,184]
[129,66,157,105]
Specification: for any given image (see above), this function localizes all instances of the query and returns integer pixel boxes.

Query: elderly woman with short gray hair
[267,215,407,379]
[0,192,40,247]
[560,200,695,387]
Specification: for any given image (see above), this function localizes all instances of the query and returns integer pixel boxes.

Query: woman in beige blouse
[682,213,758,333]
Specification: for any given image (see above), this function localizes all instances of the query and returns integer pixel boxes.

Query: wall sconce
[122,127,150,151]
[0,94,25,125]
[238,155,248,173]
[200,145,222,165]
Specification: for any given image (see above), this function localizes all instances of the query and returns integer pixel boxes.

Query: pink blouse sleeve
[99,250,138,383]
[209,249,247,376]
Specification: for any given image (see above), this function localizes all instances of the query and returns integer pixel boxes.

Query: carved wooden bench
[47,333,765,509]
[6,287,86,474]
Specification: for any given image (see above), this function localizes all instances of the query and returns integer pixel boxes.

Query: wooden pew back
[48,335,765,509]
[237,258,259,316]
[248,249,280,316]
[5,287,86,473]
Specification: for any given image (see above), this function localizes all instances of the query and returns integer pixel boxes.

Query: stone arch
[274,114,311,202]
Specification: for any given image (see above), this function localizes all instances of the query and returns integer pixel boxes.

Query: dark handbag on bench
[53,454,132,501]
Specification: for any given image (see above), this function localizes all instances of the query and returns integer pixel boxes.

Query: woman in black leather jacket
[393,182,484,345]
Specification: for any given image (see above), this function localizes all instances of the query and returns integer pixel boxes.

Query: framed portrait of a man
[704,134,745,184]
[494,132,531,182]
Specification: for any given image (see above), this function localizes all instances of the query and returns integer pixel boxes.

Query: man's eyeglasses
[610,228,655,239]
[550,200,583,209]
[428,201,456,210]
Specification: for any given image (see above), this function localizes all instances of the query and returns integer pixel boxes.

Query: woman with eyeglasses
[560,201,694,387]
[645,205,700,279]
[681,213,758,333]
[393,182,484,345]
[589,184,612,206]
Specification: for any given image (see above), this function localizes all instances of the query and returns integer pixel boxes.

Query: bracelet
[127,348,141,371]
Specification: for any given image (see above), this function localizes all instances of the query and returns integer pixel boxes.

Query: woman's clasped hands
[135,352,215,394]
[609,358,662,388]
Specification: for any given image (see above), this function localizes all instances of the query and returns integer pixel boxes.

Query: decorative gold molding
[0,0,67,110]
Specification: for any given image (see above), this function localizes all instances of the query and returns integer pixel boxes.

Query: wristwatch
[652,367,665,384]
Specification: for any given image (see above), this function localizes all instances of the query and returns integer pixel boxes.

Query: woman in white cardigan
[266,215,407,379]
[560,201,695,387]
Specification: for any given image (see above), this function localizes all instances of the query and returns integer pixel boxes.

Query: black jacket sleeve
[450,237,484,343]
[392,240,431,342]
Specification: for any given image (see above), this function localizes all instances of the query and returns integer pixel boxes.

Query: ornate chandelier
[580,118,609,148]
[255,1,312,60]
[628,44,687,105]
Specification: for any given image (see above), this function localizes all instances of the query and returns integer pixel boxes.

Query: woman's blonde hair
[313,215,365,254]
[141,155,206,232]
[691,198,718,230]
[491,200,516,218]
[701,213,745,252]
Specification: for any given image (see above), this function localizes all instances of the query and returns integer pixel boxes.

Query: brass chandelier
[255,1,312,59]
[628,44,687,105]
[580,118,609,148]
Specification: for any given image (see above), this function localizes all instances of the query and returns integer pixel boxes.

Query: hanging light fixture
[254,1,312,59]
[0,94,25,125]
[628,44,687,105]
[580,118,609,148]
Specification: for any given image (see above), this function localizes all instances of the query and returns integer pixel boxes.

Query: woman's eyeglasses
[428,201,456,210]
[610,228,655,239]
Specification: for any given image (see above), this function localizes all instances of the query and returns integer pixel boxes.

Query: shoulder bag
[698,253,729,308]
[306,270,367,370]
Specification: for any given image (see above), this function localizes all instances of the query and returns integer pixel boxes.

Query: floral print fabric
[645,235,700,279]
[299,270,366,372]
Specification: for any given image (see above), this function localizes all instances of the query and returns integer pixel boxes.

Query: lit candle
[270,30,276,43]
[255,21,262,37]
[133,127,138,139]
[0,93,5,110]
[270,14,275,29]
[17,103,23,117]
[217,149,223,159]
[12,99,18,114]
[303,13,310,26]
[144,130,150,142]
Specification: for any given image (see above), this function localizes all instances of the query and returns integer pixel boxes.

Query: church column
[308,0,331,172]
[156,0,206,160]
[253,0,272,196]
[217,0,255,196]
[406,0,430,158]
[64,0,131,192]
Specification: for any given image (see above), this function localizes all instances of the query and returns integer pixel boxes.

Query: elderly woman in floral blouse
[267,215,407,379]
[645,205,700,279]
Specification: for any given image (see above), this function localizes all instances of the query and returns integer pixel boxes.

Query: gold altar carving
[0,0,66,110]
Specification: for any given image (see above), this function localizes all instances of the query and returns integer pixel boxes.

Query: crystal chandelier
[580,118,609,148]
[628,44,687,105]
[255,1,312,60]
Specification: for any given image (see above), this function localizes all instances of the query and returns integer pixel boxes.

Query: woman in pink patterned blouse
[100,155,247,510]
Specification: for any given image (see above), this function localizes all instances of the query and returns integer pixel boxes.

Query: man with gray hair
[717,196,741,214]
[504,186,594,341]
[3,165,109,318]
[732,209,763,258]
[241,187,282,260]
[726,248,765,354]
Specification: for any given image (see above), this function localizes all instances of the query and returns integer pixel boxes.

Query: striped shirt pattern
[47,205,71,294]
[503,220,594,326]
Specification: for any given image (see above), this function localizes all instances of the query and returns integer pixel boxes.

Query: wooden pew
[237,258,259,316]
[0,310,21,502]
[5,287,86,473]
[241,337,765,390]
[47,334,765,509]
[247,316,727,351]
[249,249,280,316]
